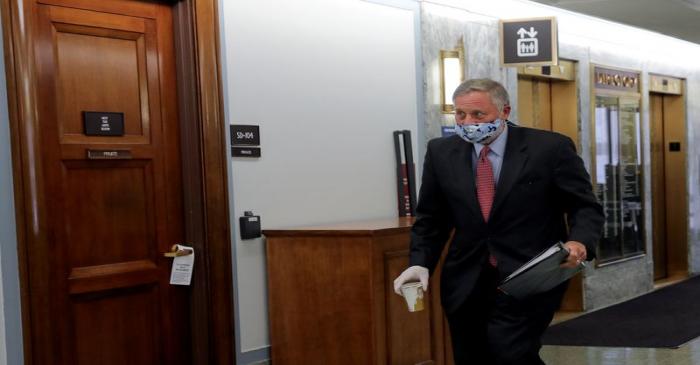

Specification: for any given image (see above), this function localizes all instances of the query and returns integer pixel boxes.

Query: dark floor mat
[542,275,700,348]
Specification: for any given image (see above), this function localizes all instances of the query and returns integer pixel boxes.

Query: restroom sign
[500,17,558,66]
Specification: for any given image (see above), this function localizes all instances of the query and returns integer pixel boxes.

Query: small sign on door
[83,111,125,136]
[169,244,195,286]
[500,17,558,66]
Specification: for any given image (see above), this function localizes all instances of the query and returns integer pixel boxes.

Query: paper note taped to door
[170,244,194,285]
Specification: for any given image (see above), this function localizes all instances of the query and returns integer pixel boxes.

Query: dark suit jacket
[409,125,604,314]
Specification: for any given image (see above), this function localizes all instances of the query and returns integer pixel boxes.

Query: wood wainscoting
[265,218,454,365]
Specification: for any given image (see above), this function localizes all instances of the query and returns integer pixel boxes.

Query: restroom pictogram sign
[500,17,558,66]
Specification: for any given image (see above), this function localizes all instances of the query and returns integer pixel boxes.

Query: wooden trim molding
[173,0,236,364]
[0,0,236,363]
[1,1,43,363]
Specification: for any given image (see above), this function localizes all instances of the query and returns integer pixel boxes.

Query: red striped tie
[476,145,497,266]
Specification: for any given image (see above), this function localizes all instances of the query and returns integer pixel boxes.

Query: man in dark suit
[393,78,604,365]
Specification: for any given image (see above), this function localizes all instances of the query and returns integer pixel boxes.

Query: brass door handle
[163,244,193,258]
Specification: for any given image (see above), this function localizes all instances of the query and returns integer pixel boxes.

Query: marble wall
[420,1,700,311]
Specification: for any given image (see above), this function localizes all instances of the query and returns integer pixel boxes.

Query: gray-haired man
[394,78,603,364]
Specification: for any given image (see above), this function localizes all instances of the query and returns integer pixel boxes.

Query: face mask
[454,118,504,144]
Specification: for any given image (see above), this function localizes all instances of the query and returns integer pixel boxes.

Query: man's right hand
[393,265,429,296]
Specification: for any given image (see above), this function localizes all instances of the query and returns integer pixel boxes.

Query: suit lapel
[491,127,528,216]
[448,138,483,220]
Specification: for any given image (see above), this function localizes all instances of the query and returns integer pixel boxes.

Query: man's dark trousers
[445,264,567,365]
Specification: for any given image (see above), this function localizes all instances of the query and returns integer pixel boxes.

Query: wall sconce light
[440,41,465,113]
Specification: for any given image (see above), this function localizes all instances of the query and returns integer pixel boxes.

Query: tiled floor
[541,337,700,365]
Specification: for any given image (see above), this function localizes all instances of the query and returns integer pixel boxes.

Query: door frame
[0,0,235,364]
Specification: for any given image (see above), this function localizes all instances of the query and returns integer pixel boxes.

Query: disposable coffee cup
[400,282,425,312]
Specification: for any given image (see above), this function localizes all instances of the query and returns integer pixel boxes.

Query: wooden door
[28,2,190,364]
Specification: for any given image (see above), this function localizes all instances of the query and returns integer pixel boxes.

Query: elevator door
[517,73,582,311]
[650,92,688,281]
[27,2,191,364]
[517,77,552,130]
[517,75,578,144]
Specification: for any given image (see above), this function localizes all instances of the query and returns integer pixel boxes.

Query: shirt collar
[474,124,508,157]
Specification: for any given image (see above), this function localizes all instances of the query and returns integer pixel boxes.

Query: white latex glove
[393,265,429,296]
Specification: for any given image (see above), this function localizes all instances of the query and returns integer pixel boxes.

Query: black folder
[498,242,584,300]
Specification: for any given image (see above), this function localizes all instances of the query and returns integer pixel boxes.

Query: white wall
[219,0,420,360]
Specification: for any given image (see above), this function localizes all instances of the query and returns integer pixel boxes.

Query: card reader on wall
[239,211,261,240]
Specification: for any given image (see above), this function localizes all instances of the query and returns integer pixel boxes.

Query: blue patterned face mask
[454,118,504,144]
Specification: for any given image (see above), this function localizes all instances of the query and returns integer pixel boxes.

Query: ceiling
[529,0,700,45]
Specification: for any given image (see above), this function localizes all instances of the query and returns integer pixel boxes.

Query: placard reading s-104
[83,111,125,136]
[230,124,260,146]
